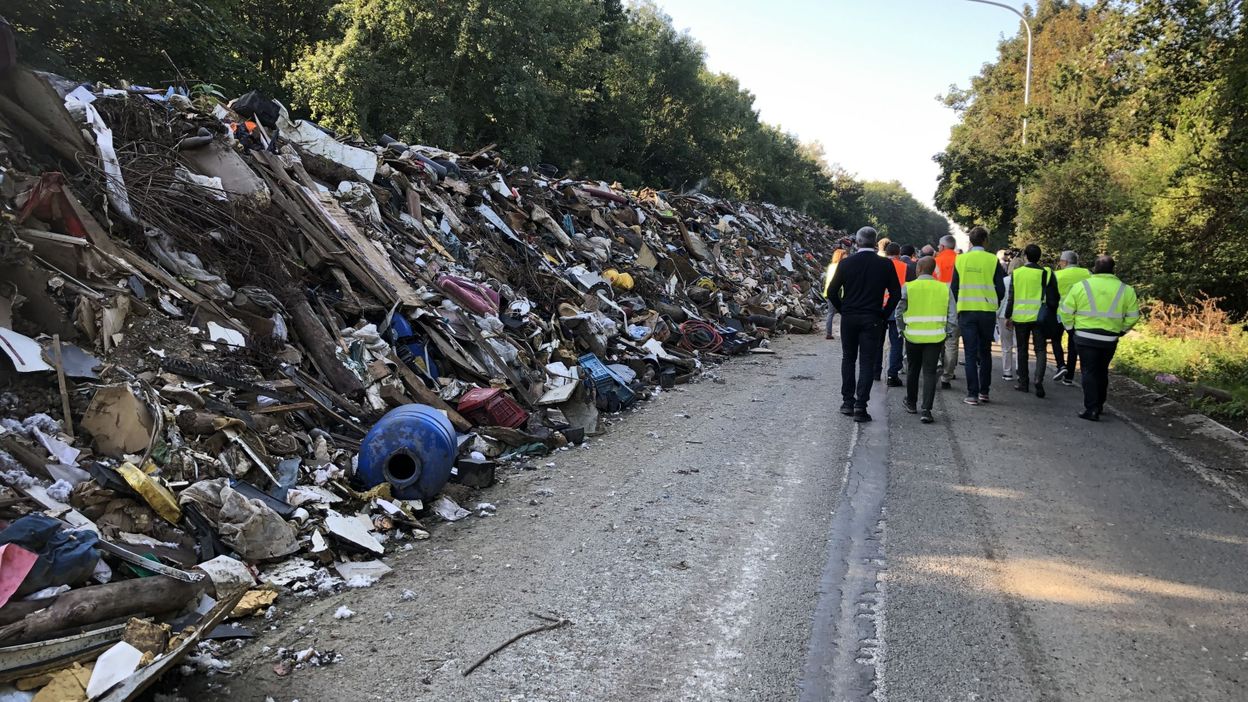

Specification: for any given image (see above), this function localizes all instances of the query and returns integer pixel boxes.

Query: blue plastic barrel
[357,404,457,501]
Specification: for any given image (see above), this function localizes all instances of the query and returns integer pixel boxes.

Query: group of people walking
[822,225,1140,424]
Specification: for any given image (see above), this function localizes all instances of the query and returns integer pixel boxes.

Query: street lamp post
[965,0,1033,146]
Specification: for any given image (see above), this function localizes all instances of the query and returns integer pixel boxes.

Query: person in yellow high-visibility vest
[896,256,956,424]
[951,226,1006,405]
[1051,250,1091,386]
[1005,244,1061,398]
[1058,255,1141,421]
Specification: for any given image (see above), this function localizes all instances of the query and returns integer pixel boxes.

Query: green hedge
[1114,326,1248,421]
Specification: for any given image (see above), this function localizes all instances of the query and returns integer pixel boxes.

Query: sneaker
[825,335,834,340]
[963,396,980,406]
[902,398,917,414]
[886,376,903,387]
[940,380,952,390]
[1078,410,1100,422]
[1061,378,1074,387]
[920,410,934,423]
[1014,382,1029,393]
[1002,372,1015,381]
[853,410,873,423]
[1053,366,1068,382]
[1035,383,1046,399]
[978,393,991,404]
[839,402,854,416]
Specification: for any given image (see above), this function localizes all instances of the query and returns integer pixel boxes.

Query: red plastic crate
[457,387,528,428]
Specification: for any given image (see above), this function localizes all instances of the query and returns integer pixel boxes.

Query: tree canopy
[5,0,944,241]
[935,0,1248,312]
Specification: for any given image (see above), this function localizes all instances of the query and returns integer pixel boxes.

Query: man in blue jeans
[950,226,1006,405]
[880,242,912,386]
[826,226,902,422]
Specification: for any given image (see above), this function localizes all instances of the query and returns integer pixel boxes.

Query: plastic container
[357,404,457,501]
[577,353,636,410]
[386,315,439,379]
[457,387,528,428]
[577,353,617,391]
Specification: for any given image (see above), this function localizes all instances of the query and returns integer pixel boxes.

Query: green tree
[862,180,951,246]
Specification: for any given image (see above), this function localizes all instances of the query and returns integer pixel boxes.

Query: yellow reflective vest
[954,249,1000,313]
[1054,266,1090,298]
[902,278,951,344]
[1059,273,1140,344]
[1010,266,1051,324]
[822,261,838,297]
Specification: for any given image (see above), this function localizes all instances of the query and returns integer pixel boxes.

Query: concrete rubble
[0,55,840,699]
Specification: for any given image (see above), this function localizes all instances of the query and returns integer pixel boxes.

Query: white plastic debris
[432,496,470,522]
[333,605,355,620]
[86,642,143,697]
[333,560,392,585]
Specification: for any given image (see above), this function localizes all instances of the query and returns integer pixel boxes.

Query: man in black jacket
[1004,244,1061,398]
[826,226,902,422]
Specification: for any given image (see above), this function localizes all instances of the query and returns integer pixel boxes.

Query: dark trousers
[887,319,904,379]
[841,313,884,409]
[958,311,996,397]
[1014,321,1049,386]
[905,340,942,411]
[1051,328,1077,373]
[1076,341,1116,413]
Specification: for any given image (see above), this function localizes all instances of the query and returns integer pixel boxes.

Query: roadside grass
[1113,297,1248,422]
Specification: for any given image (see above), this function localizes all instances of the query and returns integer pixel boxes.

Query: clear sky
[653,0,1028,209]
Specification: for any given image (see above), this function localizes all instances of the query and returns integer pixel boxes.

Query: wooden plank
[385,352,473,432]
[251,402,318,415]
[51,335,74,440]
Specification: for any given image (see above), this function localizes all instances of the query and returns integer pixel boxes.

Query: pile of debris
[0,58,837,699]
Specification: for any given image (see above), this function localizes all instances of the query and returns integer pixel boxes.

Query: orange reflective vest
[934,249,957,284]
[884,257,907,304]
[892,259,908,288]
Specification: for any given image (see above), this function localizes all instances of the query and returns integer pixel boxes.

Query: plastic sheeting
[179,478,299,562]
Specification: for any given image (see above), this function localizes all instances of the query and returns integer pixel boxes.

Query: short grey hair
[1060,250,1078,264]
[856,226,878,248]
[939,235,956,250]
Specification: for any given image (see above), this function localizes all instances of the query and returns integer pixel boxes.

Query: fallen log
[282,290,365,398]
[0,600,54,628]
[0,577,201,645]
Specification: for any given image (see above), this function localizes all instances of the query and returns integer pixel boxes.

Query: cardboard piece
[80,385,154,457]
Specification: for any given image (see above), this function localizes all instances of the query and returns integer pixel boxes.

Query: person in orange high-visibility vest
[934,234,959,387]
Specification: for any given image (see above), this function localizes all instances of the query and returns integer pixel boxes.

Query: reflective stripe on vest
[1075,330,1121,343]
[1070,275,1131,337]
[1010,266,1050,323]
[903,279,950,344]
[955,250,999,313]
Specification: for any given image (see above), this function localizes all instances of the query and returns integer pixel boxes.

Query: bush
[1114,297,1248,421]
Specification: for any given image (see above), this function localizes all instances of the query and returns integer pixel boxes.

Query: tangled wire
[677,320,723,353]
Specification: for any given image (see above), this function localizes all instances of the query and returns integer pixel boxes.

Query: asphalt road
[185,333,1248,701]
